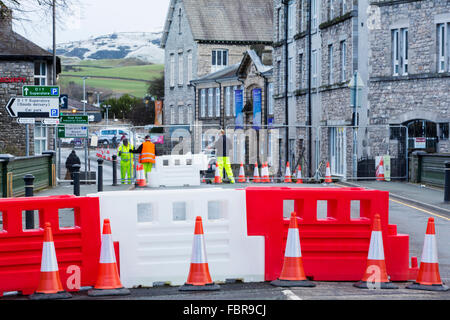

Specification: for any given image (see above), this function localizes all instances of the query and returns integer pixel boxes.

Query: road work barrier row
[0,187,420,295]
[0,195,101,296]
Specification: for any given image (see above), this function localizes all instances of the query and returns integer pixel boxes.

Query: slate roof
[162,0,273,47]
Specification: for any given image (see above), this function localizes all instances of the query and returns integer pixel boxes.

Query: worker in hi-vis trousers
[118,138,134,184]
[208,129,235,183]
[131,135,155,182]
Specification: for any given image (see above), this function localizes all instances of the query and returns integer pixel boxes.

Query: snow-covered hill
[55,32,164,64]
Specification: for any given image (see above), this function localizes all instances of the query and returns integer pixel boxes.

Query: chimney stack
[0,5,13,32]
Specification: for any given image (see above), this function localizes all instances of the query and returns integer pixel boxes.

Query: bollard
[445,162,450,203]
[24,174,35,229]
[72,164,81,196]
[112,155,118,186]
[97,158,104,192]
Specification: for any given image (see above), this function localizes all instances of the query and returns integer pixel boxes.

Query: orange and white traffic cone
[296,165,303,184]
[238,162,246,183]
[179,216,220,291]
[406,217,449,291]
[253,162,260,183]
[29,223,72,300]
[136,164,147,187]
[214,162,222,184]
[271,212,315,287]
[354,214,398,289]
[376,158,385,181]
[324,162,332,184]
[106,147,111,161]
[88,219,130,297]
[284,162,292,183]
[262,162,270,183]
[101,148,105,160]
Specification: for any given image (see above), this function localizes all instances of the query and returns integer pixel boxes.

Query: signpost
[23,86,59,97]
[349,71,365,179]
[57,125,88,138]
[5,97,59,118]
[60,115,89,124]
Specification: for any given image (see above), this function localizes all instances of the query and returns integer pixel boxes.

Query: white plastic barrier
[147,154,208,187]
[88,188,265,288]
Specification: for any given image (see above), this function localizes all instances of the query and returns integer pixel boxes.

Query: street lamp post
[82,76,89,179]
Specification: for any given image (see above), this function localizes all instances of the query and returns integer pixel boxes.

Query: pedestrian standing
[131,135,155,183]
[208,129,235,183]
[65,150,81,184]
[118,138,134,184]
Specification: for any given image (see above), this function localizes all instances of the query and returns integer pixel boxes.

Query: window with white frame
[329,0,334,20]
[215,87,220,117]
[170,54,175,87]
[225,87,231,117]
[288,1,296,39]
[298,53,303,88]
[34,62,47,85]
[178,53,183,85]
[208,88,213,117]
[277,60,282,93]
[170,106,175,124]
[328,44,334,84]
[178,105,184,124]
[312,50,318,87]
[277,7,282,41]
[268,83,274,115]
[340,40,347,82]
[211,49,228,73]
[312,0,318,30]
[437,23,449,73]
[34,124,47,155]
[187,50,193,83]
[288,56,295,92]
[200,89,206,117]
[188,105,193,124]
[392,28,408,76]
[340,0,346,16]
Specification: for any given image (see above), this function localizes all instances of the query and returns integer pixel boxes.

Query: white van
[95,128,133,147]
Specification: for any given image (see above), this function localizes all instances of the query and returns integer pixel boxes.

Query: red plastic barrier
[245,187,418,281]
[0,195,101,296]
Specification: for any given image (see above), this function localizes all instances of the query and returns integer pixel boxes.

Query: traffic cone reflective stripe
[325,162,332,183]
[214,162,222,184]
[180,217,220,291]
[296,165,303,184]
[30,223,72,300]
[407,218,449,291]
[284,162,292,183]
[376,158,385,181]
[262,162,270,183]
[253,162,260,183]
[271,212,315,287]
[354,214,398,289]
[88,219,130,296]
[238,163,246,183]
[136,164,146,187]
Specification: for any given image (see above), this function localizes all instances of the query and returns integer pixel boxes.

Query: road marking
[282,289,302,300]
[390,198,450,221]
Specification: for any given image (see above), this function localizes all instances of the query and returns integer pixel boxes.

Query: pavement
[337,180,450,217]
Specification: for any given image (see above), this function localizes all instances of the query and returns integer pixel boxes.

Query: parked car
[94,128,133,147]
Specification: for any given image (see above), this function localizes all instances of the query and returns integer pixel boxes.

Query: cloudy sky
[13,0,171,48]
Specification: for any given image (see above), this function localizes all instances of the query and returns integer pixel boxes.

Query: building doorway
[404,119,438,152]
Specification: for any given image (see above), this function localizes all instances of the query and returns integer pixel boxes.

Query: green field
[58,59,164,98]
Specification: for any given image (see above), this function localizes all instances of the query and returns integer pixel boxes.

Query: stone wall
[0,61,34,156]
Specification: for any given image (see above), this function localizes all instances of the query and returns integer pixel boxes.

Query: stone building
[190,48,274,168]
[160,0,273,127]
[273,0,450,180]
[0,6,61,156]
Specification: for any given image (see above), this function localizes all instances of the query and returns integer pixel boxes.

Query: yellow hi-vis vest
[139,141,155,164]
[118,143,133,162]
